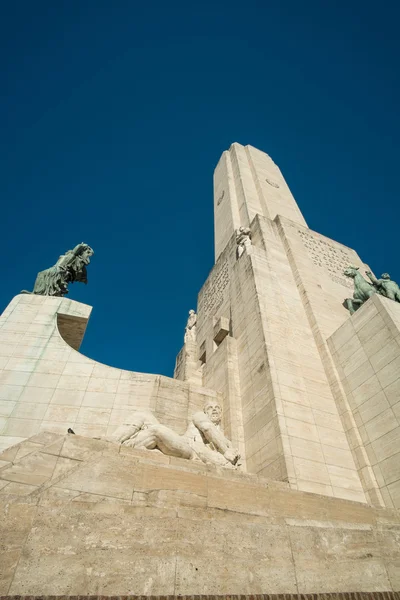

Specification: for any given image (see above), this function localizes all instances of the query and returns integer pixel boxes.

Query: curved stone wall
[0,294,220,452]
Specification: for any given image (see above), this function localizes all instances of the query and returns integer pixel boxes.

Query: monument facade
[0,144,399,596]
[176,143,400,509]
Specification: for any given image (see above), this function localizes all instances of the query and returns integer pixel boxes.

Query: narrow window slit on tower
[199,341,206,365]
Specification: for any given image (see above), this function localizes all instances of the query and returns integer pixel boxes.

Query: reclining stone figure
[105,400,240,468]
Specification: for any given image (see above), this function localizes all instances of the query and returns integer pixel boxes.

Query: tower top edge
[213,143,274,172]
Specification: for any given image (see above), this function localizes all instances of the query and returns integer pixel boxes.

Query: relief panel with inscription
[199,261,229,317]
[297,230,355,288]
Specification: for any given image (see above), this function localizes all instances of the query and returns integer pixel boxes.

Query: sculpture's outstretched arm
[365,271,379,285]
[71,243,86,255]
[192,412,239,464]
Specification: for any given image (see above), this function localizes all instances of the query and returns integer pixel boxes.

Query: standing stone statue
[105,400,240,468]
[184,309,197,342]
[343,265,376,314]
[22,243,94,297]
[365,271,400,302]
[236,226,252,259]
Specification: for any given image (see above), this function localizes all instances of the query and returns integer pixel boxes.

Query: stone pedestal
[0,432,399,595]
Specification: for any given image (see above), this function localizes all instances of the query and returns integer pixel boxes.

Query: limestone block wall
[274,216,385,506]
[1,432,399,595]
[328,294,400,510]
[276,216,368,342]
[4,595,400,600]
[245,215,366,501]
[196,236,246,461]
[193,215,367,503]
[201,335,246,467]
[0,294,219,452]
[174,335,202,386]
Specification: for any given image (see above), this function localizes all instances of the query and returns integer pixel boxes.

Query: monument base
[0,432,399,595]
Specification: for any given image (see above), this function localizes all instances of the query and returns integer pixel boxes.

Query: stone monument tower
[0,144,399,597]
[176,143,400,510]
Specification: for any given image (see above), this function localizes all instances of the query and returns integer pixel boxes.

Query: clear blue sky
[1,1,399,376]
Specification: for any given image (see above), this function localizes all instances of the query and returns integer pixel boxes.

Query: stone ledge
[1,594,399,599]
[1,433,400,596]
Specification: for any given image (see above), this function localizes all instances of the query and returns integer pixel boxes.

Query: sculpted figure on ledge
[344,266,400,314]
[22,243,94,297]
[184,309,197,343]
[343,266,376,314]
[365,271,400,302]
[235,226,252,259]
[105,400,240,469]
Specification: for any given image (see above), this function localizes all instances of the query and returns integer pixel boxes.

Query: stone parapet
[1,594,400,600]
[0,433,399,595]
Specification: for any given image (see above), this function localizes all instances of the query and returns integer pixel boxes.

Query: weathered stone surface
[289,523,391,592]
[8,503,177,595]
[0,433,399,595]
[0,502,37,593]
[1,594,400,600]
[329,294,400,509]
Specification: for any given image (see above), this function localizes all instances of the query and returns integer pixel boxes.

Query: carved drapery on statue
[23,243,94,297]
[184,309,197,343]
[235,226,252,259]
[343,266,400,314]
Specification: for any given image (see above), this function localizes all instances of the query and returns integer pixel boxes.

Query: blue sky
[1,1,399,376]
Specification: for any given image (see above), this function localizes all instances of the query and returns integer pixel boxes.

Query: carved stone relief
[297,230,354,288]
[201,261,229,316]
[105,400,240,468]
[265,178,279,188]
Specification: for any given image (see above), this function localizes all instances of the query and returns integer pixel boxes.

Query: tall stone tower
[175,143,399,510]
[1,143,400,596]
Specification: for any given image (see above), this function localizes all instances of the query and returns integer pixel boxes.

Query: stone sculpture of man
[106,400,240,468]
[236,226,252,259]
[365,271,400,302]
[184,309,197,342]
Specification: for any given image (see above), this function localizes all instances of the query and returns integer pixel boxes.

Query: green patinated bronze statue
[22,242,94,297]
[344,266,400,314]
[343,266,376,314]
[365,271,400,302]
